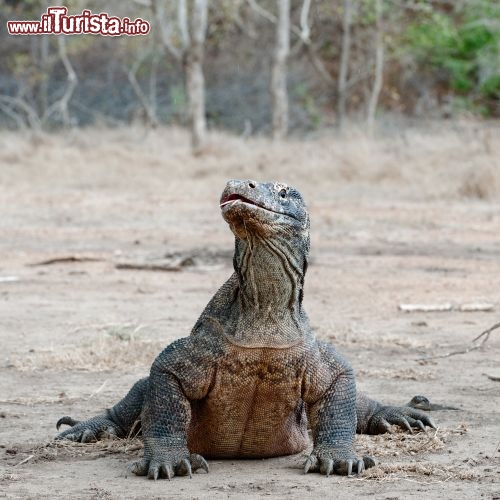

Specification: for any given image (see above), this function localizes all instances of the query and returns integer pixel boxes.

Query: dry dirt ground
[0,124,499,499]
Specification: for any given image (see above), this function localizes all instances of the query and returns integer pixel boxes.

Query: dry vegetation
[9,325,162,373]
[0,120,499,202]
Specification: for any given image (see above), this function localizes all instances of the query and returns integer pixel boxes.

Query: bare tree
[127,48,160,127]
[248,0,339,138]
[337,0,353,132]
[271,0,290,139]
[366,0,384,135]
[154,0,208,154]
[41,36,78,128]
[37,0,53,117]
[38,35,50,116]
[186,0,208,153]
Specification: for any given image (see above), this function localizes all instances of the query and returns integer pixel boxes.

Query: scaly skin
[56,179,435,479]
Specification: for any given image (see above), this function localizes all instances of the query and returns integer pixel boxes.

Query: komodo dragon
[56,179,435,479]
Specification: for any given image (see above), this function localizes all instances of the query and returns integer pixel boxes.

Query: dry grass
[361,462,480,482]
[0,121,499,201]
[356,424,468,458]
[28,437,144,464]
[354,424,481,482]
[10,324,163,373]
[24,426,466,473]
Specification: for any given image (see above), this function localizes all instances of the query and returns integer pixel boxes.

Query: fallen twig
[484,373,500,382]
[417,321,500,361]
[88,380,108,400]
[399,303,494,313]
[399,303,453,312]
[28,256,103,266]
[471,321,500,343]
[15,454,34,467]
[115,257,193,272]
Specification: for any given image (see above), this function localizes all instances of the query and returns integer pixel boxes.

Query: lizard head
[220,179,310,247]
[221,179,310,306]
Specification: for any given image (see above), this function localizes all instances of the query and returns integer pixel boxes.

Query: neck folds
[224,236,306,348]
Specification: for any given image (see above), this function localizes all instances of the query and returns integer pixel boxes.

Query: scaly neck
[225,235,307,347]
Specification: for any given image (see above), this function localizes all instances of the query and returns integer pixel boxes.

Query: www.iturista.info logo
[7,6,151,36]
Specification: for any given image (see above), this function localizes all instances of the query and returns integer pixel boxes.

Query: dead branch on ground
[418,322,500,361]
[27,256,104,266]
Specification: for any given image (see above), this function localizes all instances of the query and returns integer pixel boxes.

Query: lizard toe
[160,462,174,480]
[130,458,149,476]
[147,461,161,480]
[55,430,79,442]
[346,459,353,476]
[190,453,209,474]
[81,429,97,443]
[303,455,319,474]
[362,455,376,469]
[175,458,192,478]
[356,459,365,475]
[320,458,334,477]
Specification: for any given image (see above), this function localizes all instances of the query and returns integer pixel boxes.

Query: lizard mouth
[220,192,298,221]
[220,193,262,209]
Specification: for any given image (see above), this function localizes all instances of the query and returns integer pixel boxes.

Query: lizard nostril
[248,181,256,189]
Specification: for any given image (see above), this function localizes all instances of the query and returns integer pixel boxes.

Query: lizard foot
[303,444,375,476]
[55,414,123,442]
[369,405,436,434]
[130,439,208,480]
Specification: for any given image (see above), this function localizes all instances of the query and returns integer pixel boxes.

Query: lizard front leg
[130,338,213,480]
[303,342,372,476]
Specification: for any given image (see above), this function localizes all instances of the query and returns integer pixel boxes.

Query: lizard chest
[187,345,309,458]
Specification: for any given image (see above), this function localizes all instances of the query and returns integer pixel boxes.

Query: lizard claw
[81,429,97,443]
[56,416,80,430]
[347,459,353,476]
[132,441,209,480]
[320,458,334,477]
[147,461,161,480]
[55,414,123,442]
[129,458,149,476]
[176,458,193,478]
[190,453,209,474]
[304,446,374,476]
[162,463,174,480]
[357,459,365,474]
[303,455,319,474]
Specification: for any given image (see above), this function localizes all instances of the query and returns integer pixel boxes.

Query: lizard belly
[187,346,309,458]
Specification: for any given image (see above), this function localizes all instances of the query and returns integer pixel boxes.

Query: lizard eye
[279,189,287,199]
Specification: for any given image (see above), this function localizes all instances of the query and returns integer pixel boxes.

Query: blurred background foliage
[0,0,499,135]
[404,0,500,115]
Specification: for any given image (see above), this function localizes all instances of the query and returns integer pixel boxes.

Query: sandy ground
[0,124,499,499]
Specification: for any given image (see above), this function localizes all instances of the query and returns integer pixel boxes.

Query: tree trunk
[271,0,290,140]
[57,35,77,128]
[337,0,352,132]
[39,35,49,116]
[186,0,207,154]
[38,0,51,117]
[366,0,384,135]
